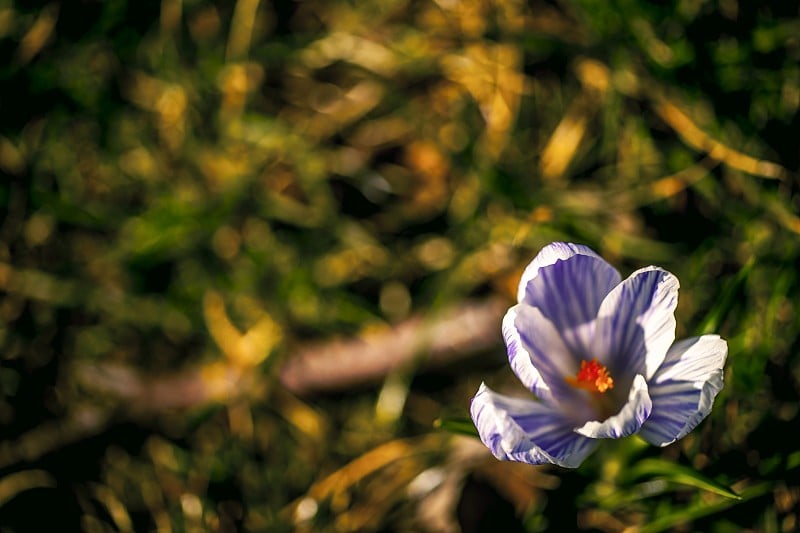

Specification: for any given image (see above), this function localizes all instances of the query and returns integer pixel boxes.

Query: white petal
[597,267,679,381]
[504,304,583,405]
[518,243,603,302]
[639,335,728,447]
[574,375,652,439]
[518,243,621,331]
[470,383,599,468]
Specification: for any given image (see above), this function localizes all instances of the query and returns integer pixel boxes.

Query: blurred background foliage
[0,0,799,531]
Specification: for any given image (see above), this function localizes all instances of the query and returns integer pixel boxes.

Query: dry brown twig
[71,295,507,411]
[0,291,506,468]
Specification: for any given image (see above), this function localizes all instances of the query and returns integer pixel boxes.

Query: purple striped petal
[639,335,727,446]
[504,304,587,407]
[597,267,679,381]
[519,244,621,331]
[470,383,599,468]
[574,374,652,438]
[517,243,605,302]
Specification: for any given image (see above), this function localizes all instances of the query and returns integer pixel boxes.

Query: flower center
[566,359,614,393]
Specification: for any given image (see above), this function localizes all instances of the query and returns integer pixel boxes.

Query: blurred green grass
[1,0,799,531]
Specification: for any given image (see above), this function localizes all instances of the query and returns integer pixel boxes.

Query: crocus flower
[470,242,727,468]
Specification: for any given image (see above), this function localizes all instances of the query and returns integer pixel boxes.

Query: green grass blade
[638,482,772,533]
[696,258,754,335]
[630,458,741,500]
[434,416,479,438]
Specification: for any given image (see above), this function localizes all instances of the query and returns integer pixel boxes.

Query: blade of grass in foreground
[696,258,754,335]
[629,458,741,500]
[638,482,772,533]
[435,416,479,438]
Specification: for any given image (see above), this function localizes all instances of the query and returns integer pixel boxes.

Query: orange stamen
[565,359,614,393]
